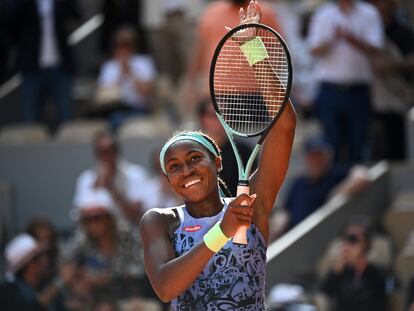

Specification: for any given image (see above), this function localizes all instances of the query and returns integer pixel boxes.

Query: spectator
[182,0,283,118]
[100,0,146,55]
[319,216,387,311]
[26,218,58,272]
[281,136,370,231]
[8,0,80,127]
[25,218,67,310]
[368,0,414,160]
[307,0,384,162]
[94,26,157,130]
[62,190,155,310]
[0,234,73,311]
[73,131,149,226]
[197,97,254,196]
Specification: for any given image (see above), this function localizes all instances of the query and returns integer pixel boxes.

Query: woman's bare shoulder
[140,206,183,237]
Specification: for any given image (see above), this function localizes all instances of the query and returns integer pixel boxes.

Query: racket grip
[233,185,250,245]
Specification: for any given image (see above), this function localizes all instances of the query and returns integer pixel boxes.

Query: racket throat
[234,181,250,245]
[236,181,250,196]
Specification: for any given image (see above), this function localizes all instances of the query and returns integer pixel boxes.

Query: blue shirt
[285,165,349,228]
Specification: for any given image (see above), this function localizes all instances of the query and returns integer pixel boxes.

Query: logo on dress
[183,225,202,232]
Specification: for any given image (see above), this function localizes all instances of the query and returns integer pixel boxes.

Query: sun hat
[4,234,45,274]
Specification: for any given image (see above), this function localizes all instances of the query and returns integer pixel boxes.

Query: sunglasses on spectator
[343,233,362,244]
[81,214,109,224]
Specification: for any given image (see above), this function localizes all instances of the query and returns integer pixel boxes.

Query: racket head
[210,23,292,138]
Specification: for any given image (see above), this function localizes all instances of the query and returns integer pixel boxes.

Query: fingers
[231,193,257,207]
[239,7,246,23]
[247,0,255,19]
[231,206,254,217]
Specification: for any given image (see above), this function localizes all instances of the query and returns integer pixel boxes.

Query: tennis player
[140,2,296,309]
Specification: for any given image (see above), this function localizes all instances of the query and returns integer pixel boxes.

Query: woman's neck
[185,194,224,218]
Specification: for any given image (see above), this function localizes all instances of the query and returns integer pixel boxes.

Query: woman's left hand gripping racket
[209,21,292,244]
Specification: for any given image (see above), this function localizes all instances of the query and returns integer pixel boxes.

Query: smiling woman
[139,1,296,310]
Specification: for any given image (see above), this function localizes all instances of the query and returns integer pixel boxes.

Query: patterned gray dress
[171,202,267,311]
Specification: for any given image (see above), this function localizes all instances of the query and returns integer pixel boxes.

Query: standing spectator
[182,0,283,118]
[100,0,146,55]
[307,0,383,162]
[368,0,414,160]
[319,216,387,311]
[197,97,254,196]
[62,190,155,310]
[0,234,73,311]
[95,26,157,130]
[73,131,149,227]
[8,0,80,126]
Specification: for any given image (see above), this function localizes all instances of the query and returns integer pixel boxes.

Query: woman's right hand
[220,193,257,238]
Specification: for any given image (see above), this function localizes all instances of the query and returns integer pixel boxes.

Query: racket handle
[233,185,250,245]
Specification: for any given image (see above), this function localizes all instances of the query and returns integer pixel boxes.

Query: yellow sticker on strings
[240,37,269,66]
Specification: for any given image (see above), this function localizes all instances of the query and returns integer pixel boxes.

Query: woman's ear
[163,172,170,183]
[215,156,223,173]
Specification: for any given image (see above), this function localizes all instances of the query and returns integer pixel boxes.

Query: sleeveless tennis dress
[170,202,267,310]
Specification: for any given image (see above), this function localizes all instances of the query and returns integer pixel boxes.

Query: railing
[265,161,390,287]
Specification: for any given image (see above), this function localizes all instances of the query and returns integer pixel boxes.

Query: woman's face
[164,140,221,203]
[82,213,113,239]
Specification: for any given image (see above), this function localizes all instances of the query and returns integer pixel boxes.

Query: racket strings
[214,27,289,135]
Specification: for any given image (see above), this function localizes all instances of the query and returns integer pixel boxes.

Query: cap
[4,234,44,273]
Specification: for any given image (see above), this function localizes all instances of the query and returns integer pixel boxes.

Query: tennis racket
[209,22,292,244]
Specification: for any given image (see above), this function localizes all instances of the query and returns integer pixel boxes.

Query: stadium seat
[54,119,109,143]
[395,235,414,286]
[117,114,175,140]
[384,191,414,252]
[0,123,50,145]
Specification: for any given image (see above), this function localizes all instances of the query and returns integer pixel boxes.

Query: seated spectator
[94,26,157,130]
[62,190,156,310]
[319,216,387,311]
[26,218,67,310]
[26,218,59,275]
[73,131,149,227]
[281,136,369,231]
[0,234,73,311]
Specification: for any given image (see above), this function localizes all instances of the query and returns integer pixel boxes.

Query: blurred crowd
[1,0,414,310]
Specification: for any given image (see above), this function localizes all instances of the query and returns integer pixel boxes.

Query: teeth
[184,179,201,188]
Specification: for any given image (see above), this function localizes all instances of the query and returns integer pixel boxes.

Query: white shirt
[73,160,149,224]
[37,0,61,68]
[308,1,383,84]
[98,55,156,108]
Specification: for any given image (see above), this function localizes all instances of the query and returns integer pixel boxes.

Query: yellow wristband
[203,222,230,253]
[240,37,269,66]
